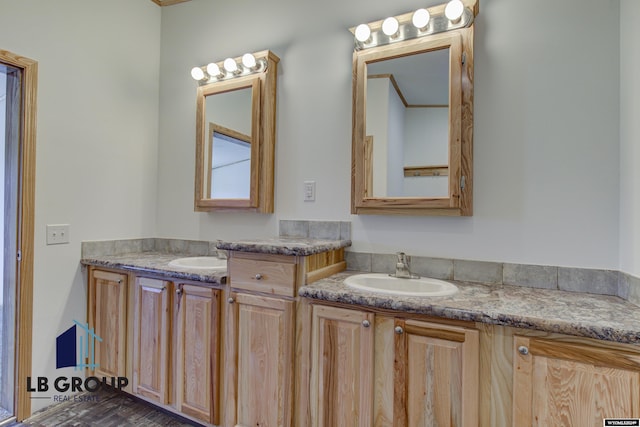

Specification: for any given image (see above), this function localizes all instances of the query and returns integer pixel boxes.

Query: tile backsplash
[279,220,351,240]
[345,251,638,304]
[81,228,639,307]
[81,238,217,258]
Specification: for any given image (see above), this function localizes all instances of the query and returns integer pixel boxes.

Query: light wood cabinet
[174,283,221,425]
[309,304,375,427]
[88,268,127,379]
[305,306,479,427]
[225,291,295,427]
[128,275,222,426]
[132,277,170,404]
[392,318,479,427]
[224,251,299,427]
[513,335,640,426]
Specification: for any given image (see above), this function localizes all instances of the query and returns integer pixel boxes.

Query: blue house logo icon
[56,320,102,370]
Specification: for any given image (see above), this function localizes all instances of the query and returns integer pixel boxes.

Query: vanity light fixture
[190,51,268,85]
[351,0,474,50]
[382,17,400,37]
[190,66,206,81]
[223,57,239,74]
[444,0,464,22]
[412,8,430,30]
[242,53,257,69]
[355,23,372,43]
[206,62,223,78]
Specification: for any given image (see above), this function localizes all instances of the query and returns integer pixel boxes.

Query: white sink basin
[168,256,227,270]
[344,273,458,297]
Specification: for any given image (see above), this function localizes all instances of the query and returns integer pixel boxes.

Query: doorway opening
[0,49,37,424]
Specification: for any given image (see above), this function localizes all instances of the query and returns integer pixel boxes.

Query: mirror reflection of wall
[209,125,250,199]
[366,47,450,198]
[205,86,252,199]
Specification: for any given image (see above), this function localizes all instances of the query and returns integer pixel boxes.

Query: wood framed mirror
[351,6,475,216]
[195,50,279,212]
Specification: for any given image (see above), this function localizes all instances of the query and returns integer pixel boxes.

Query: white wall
[386,79,405,197]
[403,107,449,197]
[620,0,640,277]
[0,0,160,412]
[366,78,389,196]
[158,0,620,268]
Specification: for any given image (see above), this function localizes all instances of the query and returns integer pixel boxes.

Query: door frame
[0,49,37,422]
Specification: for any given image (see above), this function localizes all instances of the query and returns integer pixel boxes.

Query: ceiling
[150,0,191,6]
[367,47,450,106]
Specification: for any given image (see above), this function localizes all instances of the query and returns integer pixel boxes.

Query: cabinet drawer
[229,256,296,297]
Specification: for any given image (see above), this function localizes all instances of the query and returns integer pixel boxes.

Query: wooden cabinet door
[310,305,374,427]
[89,269,127,378]
[174,284,221,425]
[132,277,170,404]
[226,292,295,427]
[393,319,479,427]
[513,336,640,426]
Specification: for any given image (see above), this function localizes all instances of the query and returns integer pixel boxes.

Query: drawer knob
[228,297,235,304]
[518,345,529,356]
[394,326,404,335]
[254,273,263,280]
[362,320,371,328]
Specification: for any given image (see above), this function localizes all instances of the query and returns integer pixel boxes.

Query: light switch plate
[304,181,316,202]
[46,224,70,245]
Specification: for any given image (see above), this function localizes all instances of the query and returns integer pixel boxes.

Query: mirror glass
[365,47,450,198]
[205,87,252,199]
[196,76,261,209]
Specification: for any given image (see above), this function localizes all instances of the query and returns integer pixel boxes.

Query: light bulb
[412,9,430,29]
[242,53,257,69]
[382,17,399,37]
[223,58,238,73]
[190,67,205,81]
[206,63,221,77]
[355,24,371,42]
[445,0,464,22]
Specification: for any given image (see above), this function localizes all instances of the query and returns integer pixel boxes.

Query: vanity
[300,272,640,426]
[82,238,640,427]
[81,237,350,427]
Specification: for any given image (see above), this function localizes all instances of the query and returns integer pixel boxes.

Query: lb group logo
[27,320,128,402]
[56,320,102,370]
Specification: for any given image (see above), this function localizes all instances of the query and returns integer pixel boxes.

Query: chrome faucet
[392,252,419,279]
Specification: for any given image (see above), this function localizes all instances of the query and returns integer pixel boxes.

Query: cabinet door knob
[394,326,404,335]
[254,273,263,280]
[176,289,183,295]
[518,345,529,355]
[228,297,235,304]
[362,320,371,328]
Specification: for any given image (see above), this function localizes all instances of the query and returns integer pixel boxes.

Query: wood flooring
[10,387,201,427]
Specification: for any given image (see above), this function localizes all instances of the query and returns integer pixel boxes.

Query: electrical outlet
[303,181,316,202]
[46,224,70,245]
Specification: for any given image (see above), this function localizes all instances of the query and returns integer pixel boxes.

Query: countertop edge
[81,256,226,285]
[217,238,352,256]
[299,273,640,346]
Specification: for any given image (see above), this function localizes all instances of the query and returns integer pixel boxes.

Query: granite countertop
[81,252,226,285]
[299,271,640,345]
[217,237,352,256]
